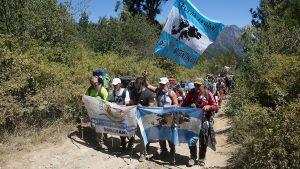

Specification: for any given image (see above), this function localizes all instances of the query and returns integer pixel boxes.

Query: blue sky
[59,0,260,28]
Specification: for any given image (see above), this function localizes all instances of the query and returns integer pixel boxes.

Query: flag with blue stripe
[136,106,203,145]
[154,0,224,68]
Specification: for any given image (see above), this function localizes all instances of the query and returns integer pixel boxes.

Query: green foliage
[205,49,241,75]
[0,32,209,142]
[228,44,300,169]
[0,0,213,143]
[227,55,300,169]
[0,0,77,48]
[229,101,300,168]
[78,11,89,32]
[88,13,160,57]
[228,0,300,168]
[251,0,300,28]
[115,0,169,23]
[0,36,86,136]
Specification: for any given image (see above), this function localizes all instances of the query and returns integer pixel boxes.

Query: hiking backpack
[92,68,110,89]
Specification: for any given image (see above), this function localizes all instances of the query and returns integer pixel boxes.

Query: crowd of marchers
[85,67,235,167]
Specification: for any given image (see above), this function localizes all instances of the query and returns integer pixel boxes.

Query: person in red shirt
[181,77,218,167]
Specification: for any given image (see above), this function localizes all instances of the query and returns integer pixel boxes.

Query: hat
[188,82,194,89]
[181,80,190,84]
[159,77,169,84]
[194,78,204,85]
[112,78,121,85]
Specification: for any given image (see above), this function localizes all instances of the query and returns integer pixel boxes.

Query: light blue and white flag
[154,0,224,68]
[136,106,203,145]
[82,96,137,137]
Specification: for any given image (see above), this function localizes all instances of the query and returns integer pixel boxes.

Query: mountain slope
[204,25,244,58]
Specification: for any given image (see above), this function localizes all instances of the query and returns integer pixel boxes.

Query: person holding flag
[143,71,178,165]
[128,77,155,162]
[182,78,218,166]
[85,76,109,150]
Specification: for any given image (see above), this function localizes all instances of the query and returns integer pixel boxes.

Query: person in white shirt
[111,78,131,152]
[112,78,130,106]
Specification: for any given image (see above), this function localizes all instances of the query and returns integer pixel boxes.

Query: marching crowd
[85,67,235,167]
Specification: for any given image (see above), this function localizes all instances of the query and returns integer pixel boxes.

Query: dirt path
[1,100,235,169]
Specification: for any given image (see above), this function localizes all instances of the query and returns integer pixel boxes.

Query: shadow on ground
[67,125,200,167]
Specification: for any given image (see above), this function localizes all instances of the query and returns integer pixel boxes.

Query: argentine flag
[136,106,203,145]
[154,0,224,68]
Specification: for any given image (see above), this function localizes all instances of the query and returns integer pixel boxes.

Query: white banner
[82,96,137,137]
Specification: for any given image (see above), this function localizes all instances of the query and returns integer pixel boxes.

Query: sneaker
[187,158,196,167]
[120,146,127,152]
[138,153,146,162]
[160,150,169,160]
[99,143,108,150]
[199,159,205,166]
[169,151,176,165]
[127,143,133,150]
[169,158,176,165]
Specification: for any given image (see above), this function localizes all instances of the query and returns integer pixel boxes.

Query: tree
[0,0,77,48]
[115,0,169,23]
[88,13,160,57]
[250,0,300,28]
[78,11,89,32]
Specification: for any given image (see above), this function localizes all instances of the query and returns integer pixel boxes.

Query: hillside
[204,25,243,58]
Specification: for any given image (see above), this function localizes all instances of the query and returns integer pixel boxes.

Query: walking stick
[81,106,84,140]
[111,134,114,148]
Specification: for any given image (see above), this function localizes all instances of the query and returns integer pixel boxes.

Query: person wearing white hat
[111,78,130,106]
[111,77,131,152]
[143,71,178,165]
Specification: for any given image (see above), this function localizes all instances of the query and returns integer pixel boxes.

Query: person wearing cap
[111,78,132,152]
[187,82,195,93]
[111,78,130,105]
[143,72,178,165]
[85,76,109,150]
[182,77,218,167]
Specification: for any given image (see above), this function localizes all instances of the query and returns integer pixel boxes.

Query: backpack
[92,68,110,89]
[156,89,175,106]
[187,88,209,108]
[120,76,135,88]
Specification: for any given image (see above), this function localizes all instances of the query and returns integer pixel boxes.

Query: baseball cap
[194,78,204,85]
[159,77,169,84]
[188,82,194,89]
[111,78,121,85]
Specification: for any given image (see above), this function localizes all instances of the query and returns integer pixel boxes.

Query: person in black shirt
[130,77,155,107]
[129,77,155,162]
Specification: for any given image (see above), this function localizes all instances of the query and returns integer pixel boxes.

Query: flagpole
[145,53,155,71]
